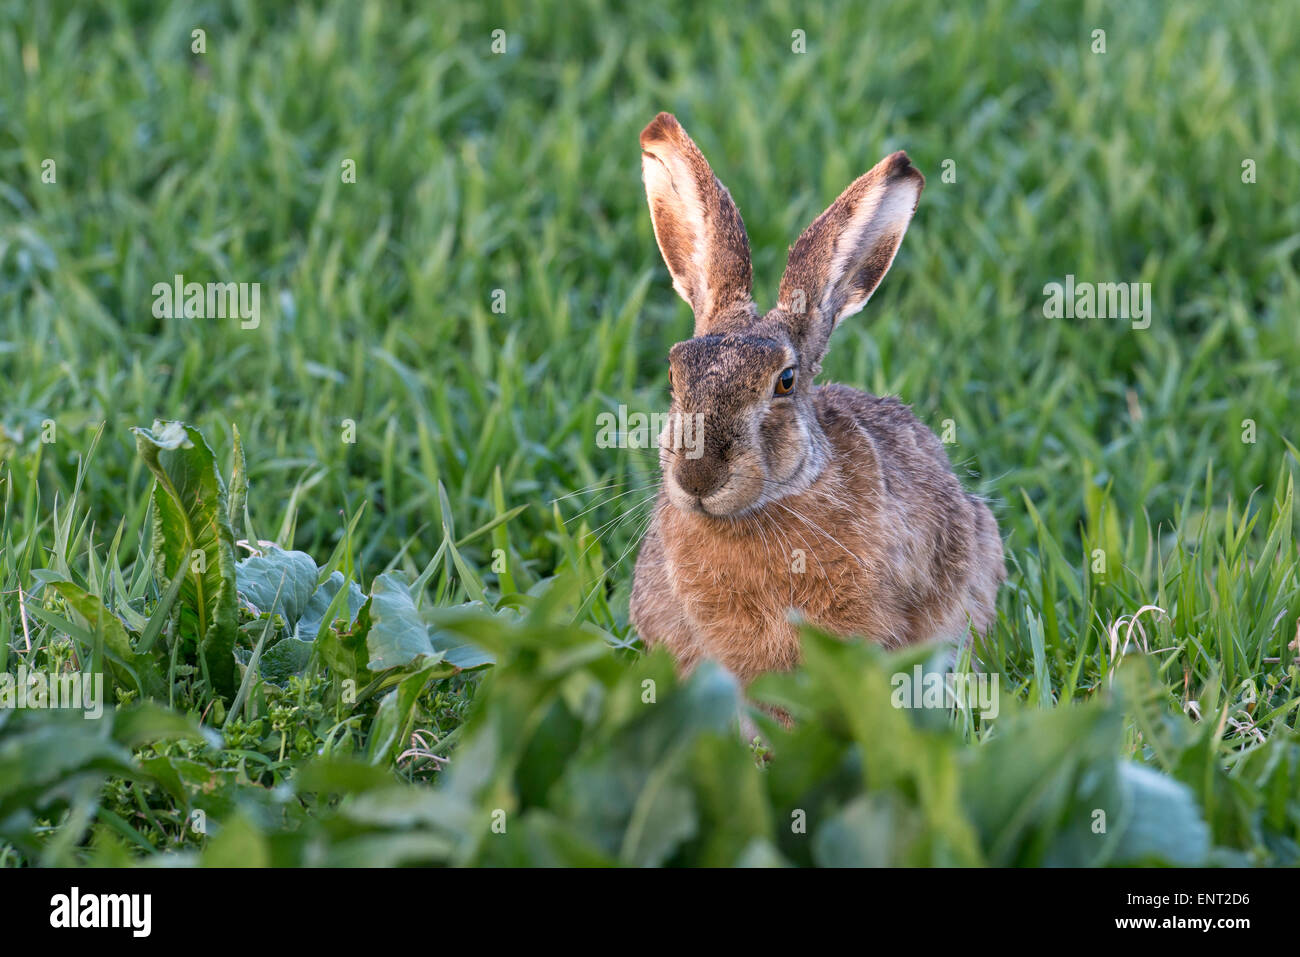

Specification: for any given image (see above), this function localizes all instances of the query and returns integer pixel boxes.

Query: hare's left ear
[777,151,923,365]
[640,112,755,336]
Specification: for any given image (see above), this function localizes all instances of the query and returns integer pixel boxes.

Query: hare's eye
[774,367,796,396]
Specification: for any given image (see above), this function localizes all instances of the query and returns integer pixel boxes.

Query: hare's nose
[674,457,728,499]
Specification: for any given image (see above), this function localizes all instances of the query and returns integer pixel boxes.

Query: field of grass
[2,0,1299,866]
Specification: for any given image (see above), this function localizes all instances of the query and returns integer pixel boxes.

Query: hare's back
[813,383,1004,636]
[813,384,955,488]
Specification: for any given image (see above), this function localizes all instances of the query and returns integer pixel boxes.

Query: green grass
[1,0,1299,866]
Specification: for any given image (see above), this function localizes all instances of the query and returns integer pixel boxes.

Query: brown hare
[629,112,1004,685]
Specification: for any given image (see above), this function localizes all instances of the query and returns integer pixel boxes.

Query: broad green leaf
[293,758,398,795]
[366,573,439,671]
[813,793,926,867]
[964,701,1123,866]
[0,715,135,804]
[687,733,773,866]
[364,573,493,675]
[476,811,616,866]
[112,702,222,750]
[0,711,148,857]
[299,571,366,641]
[260,637,314,685]
[316,599,372,680]
[429,624,496,671]
[1109,762,1210,866]
[235,547,318,624]
[201,812,269,867]
[554,661,739,866]
[132,421,240,700]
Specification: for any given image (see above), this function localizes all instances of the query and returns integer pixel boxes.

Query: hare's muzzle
[673,453,729,501]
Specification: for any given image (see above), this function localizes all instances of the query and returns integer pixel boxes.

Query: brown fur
[630,113,1004,684]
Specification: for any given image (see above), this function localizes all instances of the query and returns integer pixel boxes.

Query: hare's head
[640,112,924,518]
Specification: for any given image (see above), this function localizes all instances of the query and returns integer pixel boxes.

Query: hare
[629,112,1004,684]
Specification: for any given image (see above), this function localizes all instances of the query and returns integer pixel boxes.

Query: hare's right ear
[778,151,924,367]
[640,113,754,335]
